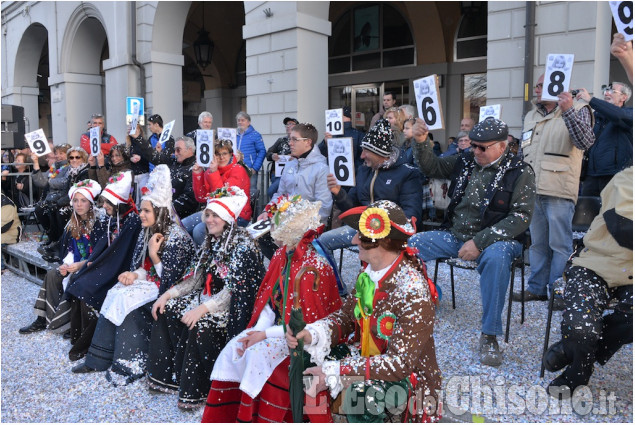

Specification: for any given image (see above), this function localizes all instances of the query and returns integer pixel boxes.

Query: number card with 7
[413,75,444,130]
[610,1,633,42]
[542,53,575,101]
[24,129,51,157]
[327,137,355,187]
[325,108,344,136]
[196,129,215,167]
[89,127,101,156]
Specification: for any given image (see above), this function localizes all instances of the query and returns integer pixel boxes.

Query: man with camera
[513,74,595,303]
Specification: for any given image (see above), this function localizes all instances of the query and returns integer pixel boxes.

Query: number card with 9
[542,53,575,101]
[327,137,355,187]
[610,1,633,42]
[196,129,215,167]
[413,75,444,130]
[24,129,51,157]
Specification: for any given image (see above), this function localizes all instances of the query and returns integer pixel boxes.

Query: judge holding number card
[513,66,595,304]
[80,114,118,157]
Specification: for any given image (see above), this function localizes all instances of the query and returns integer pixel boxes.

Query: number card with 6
[24,129,51,157]
[413,75,444,130]
[89,127,101,156]
[247,218,272,239]
[325,108,344,136]
[610,1,633,42]
[542,53,575,101]
[327,137,355,187]
[479,104,502,122]
[196,129,215,167]
[159,120,175,147]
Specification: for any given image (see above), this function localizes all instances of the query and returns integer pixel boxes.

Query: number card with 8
[24,129,51,157]
[196,129,215,167]
[610,1,633,41]
[542,53,575,101]
[247,219,272,239]
[325,108,344,136]
[89,127,101,156]
[159,120,175,146]
[413,75,444,130]
[327,137,355,187]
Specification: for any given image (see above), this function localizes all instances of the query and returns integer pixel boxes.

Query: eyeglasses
[215,152,230,157]
[285,123,297,128]
[289,137,309,143]
[603,87,624,95]
[68,156,82,160]
[470,141,503,152]
[534,83,543,89]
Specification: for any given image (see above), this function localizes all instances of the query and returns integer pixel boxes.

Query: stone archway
[11,23,48,136]
[56,4,109,144]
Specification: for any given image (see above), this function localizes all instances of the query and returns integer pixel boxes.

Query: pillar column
[243,1,331,148]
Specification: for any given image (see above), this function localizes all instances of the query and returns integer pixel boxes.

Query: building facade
[1,1,625,151]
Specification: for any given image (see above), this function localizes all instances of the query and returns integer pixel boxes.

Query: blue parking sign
[126,97,144,116]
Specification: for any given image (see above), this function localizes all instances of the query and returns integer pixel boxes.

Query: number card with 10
[327,137,356,187]
[610,1,633,42]
[541,53,575,101]
[413,75,444,130]
[89,127,101,156]
[325,108,344,136]
[196,129,215,167]
[24,129,51,157]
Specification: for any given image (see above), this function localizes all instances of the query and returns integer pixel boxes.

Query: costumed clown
[287,200,441,422]
[202,195,342,423]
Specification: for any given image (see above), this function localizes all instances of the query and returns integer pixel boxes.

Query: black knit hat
[361,118,393,157]
[469,117,508,143]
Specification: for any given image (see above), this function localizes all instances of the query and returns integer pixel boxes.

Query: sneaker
[479,334,502,367]
[512,290,548,302]
[19,318,46,334]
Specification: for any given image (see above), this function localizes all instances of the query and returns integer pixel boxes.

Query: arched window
[455,2,487,61]
[329,3,415,74]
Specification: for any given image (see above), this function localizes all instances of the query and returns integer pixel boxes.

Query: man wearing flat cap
[265,117,298,199]
[409,117,536,367]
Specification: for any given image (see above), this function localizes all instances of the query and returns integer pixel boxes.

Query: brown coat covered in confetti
[323,252,441,401]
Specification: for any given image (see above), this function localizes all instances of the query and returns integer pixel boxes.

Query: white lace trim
[203,287,231,314]
[304,321,332,366]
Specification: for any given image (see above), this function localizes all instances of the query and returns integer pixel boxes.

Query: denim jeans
[317,225,357,258]
[408,230,522,336]
[527,195,575,297]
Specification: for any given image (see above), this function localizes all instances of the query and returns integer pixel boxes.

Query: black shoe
[71,363,96,374]
[69,351,86,362]
[551,293,566,311]
[42,254,60,263]
[63,331,71,340]
[512,290,548,302]
[19,318,46,334]
[479,333,502,367]
[543,341,571,372]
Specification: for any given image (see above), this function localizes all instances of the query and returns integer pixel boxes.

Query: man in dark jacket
[317,118,423,261]
[576,82,633,196]
[408,117,536,367]
[265,117,297,198]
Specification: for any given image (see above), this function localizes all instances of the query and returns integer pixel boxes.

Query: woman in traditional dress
[71,165,196,384]
[287,200,442,422]
[63,170,142,361]
[146,186,265,410]
[202,196,342,423]
[18,179,106,335]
